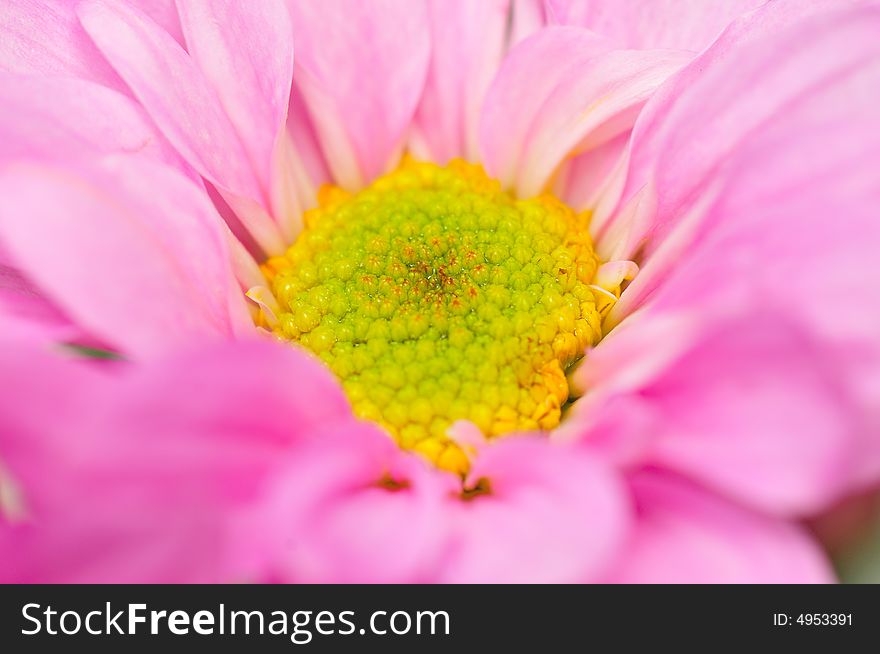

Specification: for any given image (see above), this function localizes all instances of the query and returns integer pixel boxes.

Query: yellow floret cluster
[262,159,603,473]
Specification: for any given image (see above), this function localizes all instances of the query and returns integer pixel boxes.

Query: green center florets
[262,159,603,472]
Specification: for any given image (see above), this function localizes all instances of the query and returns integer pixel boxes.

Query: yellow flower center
[259,159,606,473]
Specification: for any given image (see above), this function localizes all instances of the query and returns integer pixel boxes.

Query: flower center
[259,159,604,473]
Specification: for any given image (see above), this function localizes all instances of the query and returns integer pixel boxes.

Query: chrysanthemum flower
[1,0,879,582]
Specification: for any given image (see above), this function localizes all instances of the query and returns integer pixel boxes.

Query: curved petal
[547,0,766,51]
[595,0,880,263]
[438,436,630,582]
[410,0,510,163]
[0,73,186,170]
[553,130,628,211]
[127,0,184,46]
[175,0,295,230]
[565,2,880,516]
[509,0,546,46]
[0,157,246,358]
[0,252,85,347]
[607,471,834,583]
[0,0,123,89]
[0,339,353,583]
[78,0,286,253]
[479,26,688,197]
[257,424,456,583]
[286,0,430,189]
[575,312,870,516]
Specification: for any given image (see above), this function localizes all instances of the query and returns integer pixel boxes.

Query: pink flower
[1,0,878,582]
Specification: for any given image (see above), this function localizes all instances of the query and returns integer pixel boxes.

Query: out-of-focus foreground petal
[0,340,351,582]
[0,0,123,89]
[438,436,630,583]
[606,471,835,583]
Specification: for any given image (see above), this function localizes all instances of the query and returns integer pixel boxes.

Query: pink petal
[284,86,331,209]
[0,0,123,89]
[607,471,834,583]
[0,157,246,358]
[547,0,766,51]
[175,0,295,229]
[0,246,87,347]
[257,424,456,583]
[479,27,688,197]
[438,436,630,582]
[578,312,870,516]
[509,0,546,46]
[554,130,629,210]
[567,2,880,515]
[0,73,186,170]
[410,0,510,163]
[286,0,430,189]
[0,339,352,582]
[126,0,184,46]
[595,0,880,265]
[78,0,285,253]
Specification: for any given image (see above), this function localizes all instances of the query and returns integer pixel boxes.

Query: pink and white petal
[0,158,246,358]
[0,0,123,90]
[547,0,767,51]
[78,0,285,253]
[553,130,629,211]
[286,0,430,190]
[254,424,456,583]
[595,0,880,263]
[411,0,510,163]
[438,437,630,582]
[479,27,688,197]
[0,73,186,172]
[286,86,331,207]
[607,471,834,583]
[175,0,294,224]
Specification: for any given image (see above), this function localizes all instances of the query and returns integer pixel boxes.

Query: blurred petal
[0,158,246,358]
[411,0,510,163]
[286,0,430,189]
[479,27,688,197]
[608,471,834,583]
[258,425,455,583]
[0,340,352,582]
[0,0,123,89]
[576,312,870,515]
[439,437,630,582]
[0,252,84,347]
[509,0,546,46]
[547,0,766,51]
[127,0,183,45]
